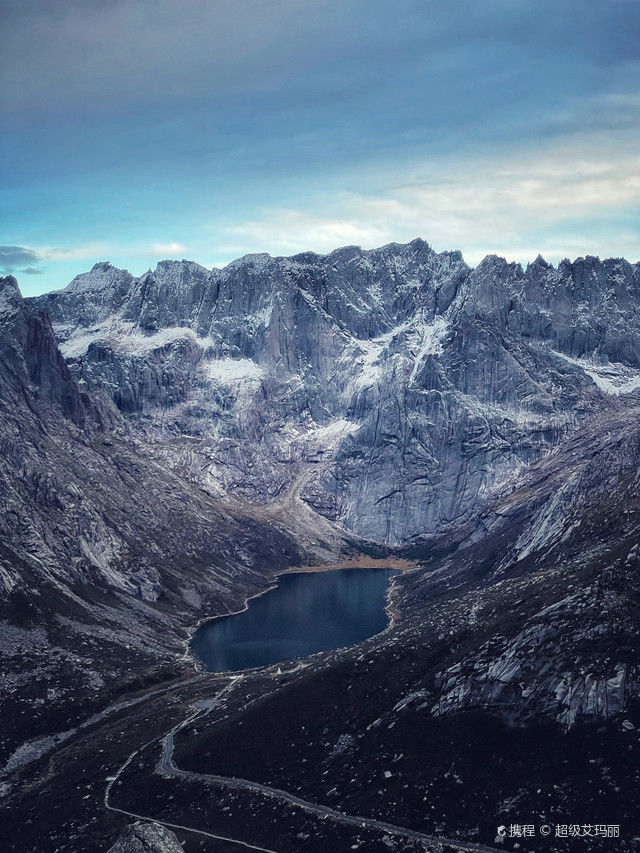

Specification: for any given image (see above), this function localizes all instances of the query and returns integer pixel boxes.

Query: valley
[1,240,640,850]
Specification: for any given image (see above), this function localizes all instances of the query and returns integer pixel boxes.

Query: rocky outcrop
[0,275,98,428]
[107,821,183,853]
[391,402,640,728]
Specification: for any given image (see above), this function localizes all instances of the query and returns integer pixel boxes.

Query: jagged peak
[63,261,132,295]
[367,237,431,255]
[528,253,551,270]
[326,245,363,262]
[286,250,324,265]
[151,258,212,280]
[439,248,465,263]
[0,275,25,319]
[408,236,431,249]
[603,256,632,266]
[0,274,22,298]
[153,258,208,272]
[224,252,273,271]
[30,240,638,304]
[558,255,603,274]
[474,254,523,277]
[602,256,636,274]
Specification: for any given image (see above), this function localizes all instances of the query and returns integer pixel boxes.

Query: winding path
[105,675,500,853]
[104,679,276,851]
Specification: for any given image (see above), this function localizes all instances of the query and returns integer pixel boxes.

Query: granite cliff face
[33,241,640,544]
[395,400,640,730]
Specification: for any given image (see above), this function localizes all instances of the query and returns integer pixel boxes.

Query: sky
[1,0,639,297]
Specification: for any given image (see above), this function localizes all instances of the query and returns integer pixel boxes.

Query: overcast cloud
[1,0,638,295]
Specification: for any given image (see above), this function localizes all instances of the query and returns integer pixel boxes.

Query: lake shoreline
[191,565,402,673]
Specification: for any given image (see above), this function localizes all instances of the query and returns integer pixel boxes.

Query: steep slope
[4,400,639,852]
[12,399,632,853]
[0,275,317,762]
[33,242,640,544]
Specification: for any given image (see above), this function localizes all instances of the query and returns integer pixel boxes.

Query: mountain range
[2,239,640,851]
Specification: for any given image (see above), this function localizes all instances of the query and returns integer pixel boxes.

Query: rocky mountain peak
[0,275,101,428]
[225,251,273,271]
[0,273,21,294]
[528,253,551,269]
[0,274,24,318]
[66,261,132,294]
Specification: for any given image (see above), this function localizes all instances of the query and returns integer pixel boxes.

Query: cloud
[221,214,387,257]
[0,245,44,275]
[3,0,638,145]
[0,240,191,282]
[217,141,640,266]
[0,243,114,277]
[151,242,186,255]
[37,244,109,262]
[3,0,638,293]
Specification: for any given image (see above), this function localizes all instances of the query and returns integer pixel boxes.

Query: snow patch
[59,321,217,358]
[409,316,449,384]
[351,322,412,389]
[553,351,640,396]
[349,316,448,390]
[204,358,263,383]
[308,418,360,444]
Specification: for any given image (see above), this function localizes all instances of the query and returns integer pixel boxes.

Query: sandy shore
[282,555,417,574]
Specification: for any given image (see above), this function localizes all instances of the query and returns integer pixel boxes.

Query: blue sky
[2,0,639,296]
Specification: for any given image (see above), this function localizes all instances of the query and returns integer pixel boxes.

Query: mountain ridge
[30,239,640,545]
[34,236,640,298]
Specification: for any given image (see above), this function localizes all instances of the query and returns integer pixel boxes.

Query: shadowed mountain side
[0,275,341,762]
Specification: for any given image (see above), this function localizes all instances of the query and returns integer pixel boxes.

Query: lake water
[191,567,398,672]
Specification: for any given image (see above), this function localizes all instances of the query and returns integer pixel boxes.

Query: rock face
[108,821,183,853]
[0,273,301,601]
[0,275,98,428]
[393,400,640,729]
[32,242,640,544]
[0,273,307,760]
